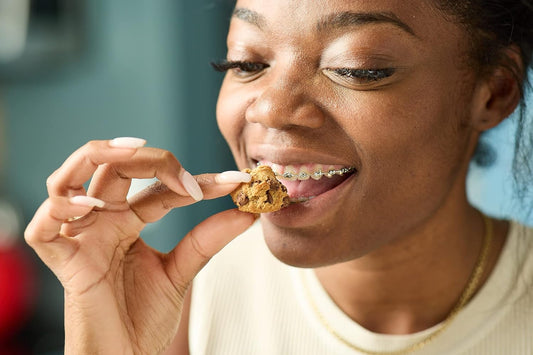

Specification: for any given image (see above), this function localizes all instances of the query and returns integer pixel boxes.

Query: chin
[259,219,362,268]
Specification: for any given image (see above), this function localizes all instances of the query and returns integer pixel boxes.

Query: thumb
[165,209,256,289]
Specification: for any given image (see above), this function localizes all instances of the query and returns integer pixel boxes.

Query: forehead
[231,0,453,42]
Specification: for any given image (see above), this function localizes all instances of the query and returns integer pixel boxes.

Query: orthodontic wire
[257,163,356,180]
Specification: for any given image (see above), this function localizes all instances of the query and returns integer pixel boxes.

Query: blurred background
[0,0,531,354]
[0,0,235,353]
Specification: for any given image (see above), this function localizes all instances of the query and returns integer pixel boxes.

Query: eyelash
[211,59,395,85]
[211,60,269,75]
[328,68,395,82]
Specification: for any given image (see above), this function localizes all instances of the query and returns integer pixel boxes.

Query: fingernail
[109,137,146,149]
[181,171,204,201]
[215,171,251,184]
[70,195,105,208]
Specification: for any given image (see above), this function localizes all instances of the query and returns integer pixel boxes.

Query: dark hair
[436,0,533,213]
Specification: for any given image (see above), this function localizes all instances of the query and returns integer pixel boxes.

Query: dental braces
[257,163,356,180]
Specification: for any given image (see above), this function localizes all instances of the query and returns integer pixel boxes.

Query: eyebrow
[232,8,266,29]
[316,11,417,37]
[232,8,417,38]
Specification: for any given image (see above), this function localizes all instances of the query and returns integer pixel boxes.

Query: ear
[470,48,523,132]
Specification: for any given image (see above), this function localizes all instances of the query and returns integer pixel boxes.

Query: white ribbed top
[189,220,533,355]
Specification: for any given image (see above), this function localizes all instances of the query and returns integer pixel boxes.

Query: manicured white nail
[181,171,204,201]
[109,137,146,149]
[215,171,251,184]
[70,195,105,208]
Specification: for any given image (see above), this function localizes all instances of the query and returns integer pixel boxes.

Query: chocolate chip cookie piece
[230,165,290,213]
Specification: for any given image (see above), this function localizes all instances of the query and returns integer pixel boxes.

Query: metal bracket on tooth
[256,162,355,180]
[274,167,355,180]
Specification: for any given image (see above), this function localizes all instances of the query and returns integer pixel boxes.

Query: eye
[211,60,269,79]
[323,68,395,88]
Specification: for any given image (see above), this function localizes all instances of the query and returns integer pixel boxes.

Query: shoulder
[507,220,533,264]
[507,220,533,286]
[460,220,533,353]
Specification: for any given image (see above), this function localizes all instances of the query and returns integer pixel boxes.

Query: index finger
[47,138,146,197]
[128,171,250,223]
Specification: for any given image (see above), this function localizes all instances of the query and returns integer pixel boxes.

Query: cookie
[231,165,290,213]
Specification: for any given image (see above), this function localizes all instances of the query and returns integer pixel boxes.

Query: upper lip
[247,143,359,168]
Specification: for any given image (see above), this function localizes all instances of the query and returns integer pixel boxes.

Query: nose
[245,68,326,130]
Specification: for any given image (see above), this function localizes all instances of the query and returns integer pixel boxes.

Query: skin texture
[25,0,523,354]
[216,0,519,334]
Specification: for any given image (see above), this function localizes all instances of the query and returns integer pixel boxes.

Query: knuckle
[45,177,55,190]
[155,150,182,176]
[46,168,60,188]
[160,197,173,211]
[188,230,210,261]
[165,150,181,164]
[85,140,101,151]
[81,151,98,169]
[23,226,36,246]
[106,163,127,179]
[169,262,190,294]
[23,217,47,247]
[44,199,62,221]
[80,141,103,164]
[129,204,149,225]
[160,150,180,166]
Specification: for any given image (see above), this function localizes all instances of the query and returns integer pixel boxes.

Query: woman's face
[217,0,481,267]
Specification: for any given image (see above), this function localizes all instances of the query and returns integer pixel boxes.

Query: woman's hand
[24,138,255,355]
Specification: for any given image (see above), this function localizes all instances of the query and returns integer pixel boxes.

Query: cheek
[216,83,247,158]
[340,82,472,202]
[344,77,469,165]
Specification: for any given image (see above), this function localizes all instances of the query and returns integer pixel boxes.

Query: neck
[314,201,504,335]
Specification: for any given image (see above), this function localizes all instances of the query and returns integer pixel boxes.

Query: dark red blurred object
[0,239,35,341]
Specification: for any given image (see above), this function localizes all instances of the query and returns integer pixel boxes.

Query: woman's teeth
[257,162,356,181]
[290,196,316,203]
[255,161,357,204]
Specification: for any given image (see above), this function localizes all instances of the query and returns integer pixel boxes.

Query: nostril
[245,88,326,130]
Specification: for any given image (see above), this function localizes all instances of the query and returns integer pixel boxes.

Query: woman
[25,0,533,354]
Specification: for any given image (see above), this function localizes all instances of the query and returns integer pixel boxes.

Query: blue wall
[2,1,234,352]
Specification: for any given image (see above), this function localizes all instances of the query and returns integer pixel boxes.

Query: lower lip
[262,172,357,228]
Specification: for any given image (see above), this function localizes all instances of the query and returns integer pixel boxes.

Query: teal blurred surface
[2,1,234,352]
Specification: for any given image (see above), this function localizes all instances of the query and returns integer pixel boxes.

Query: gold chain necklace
[301,215,493,355]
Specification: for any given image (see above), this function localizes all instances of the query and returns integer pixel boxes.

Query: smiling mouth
[256,161,357,203]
